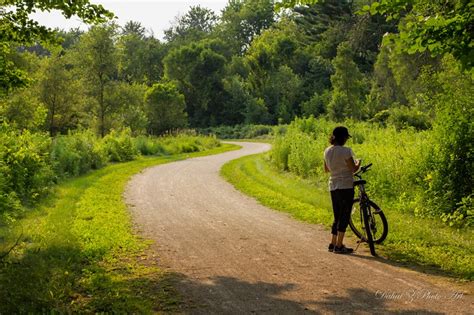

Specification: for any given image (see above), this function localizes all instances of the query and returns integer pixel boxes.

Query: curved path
[125,142,472,314]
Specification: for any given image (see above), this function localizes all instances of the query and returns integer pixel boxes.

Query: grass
[0,143,240,313]
[221,153,474,281]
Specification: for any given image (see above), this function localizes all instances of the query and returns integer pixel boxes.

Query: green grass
[0,143,240,313]
[221,153,474,281]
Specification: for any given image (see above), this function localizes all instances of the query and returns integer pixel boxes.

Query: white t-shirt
[324,145,355,191]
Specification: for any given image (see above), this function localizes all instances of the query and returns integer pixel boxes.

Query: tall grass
[270,116,445,222]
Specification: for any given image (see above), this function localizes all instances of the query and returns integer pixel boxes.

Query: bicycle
[349,163,388,256]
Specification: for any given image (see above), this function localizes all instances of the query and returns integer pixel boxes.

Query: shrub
[387,105,431,131]
[102,129,139,162]
[51,130,108,178]
[198,124,275,139]
[0,125,54,211]
[134,136,166,156]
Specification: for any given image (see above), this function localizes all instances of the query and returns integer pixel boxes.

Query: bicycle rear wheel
[349,199,388,244]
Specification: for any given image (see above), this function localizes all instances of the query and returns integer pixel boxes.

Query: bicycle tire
[349,198,388,244]
[362,203,376,256]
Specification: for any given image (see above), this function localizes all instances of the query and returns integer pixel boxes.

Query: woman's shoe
[328,243,335,252]
[334,245,354,254]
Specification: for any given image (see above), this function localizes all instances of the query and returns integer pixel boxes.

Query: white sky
[30,0,229,40]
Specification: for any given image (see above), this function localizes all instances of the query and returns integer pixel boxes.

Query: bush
[198,124,275,139]
[387,105,431,131]
[134,136,166,156]
[423,57,474,224]
[51,130,108,178]
[0,125,54,221]
[103,129,139,162]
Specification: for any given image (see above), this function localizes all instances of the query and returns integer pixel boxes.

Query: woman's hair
[329,126,351,145]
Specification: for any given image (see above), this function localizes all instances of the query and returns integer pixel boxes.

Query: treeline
[1,0,449,134]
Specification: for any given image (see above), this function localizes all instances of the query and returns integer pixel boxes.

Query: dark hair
[329,126,351,145]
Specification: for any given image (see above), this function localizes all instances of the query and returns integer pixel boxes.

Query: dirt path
[125,142,472,314]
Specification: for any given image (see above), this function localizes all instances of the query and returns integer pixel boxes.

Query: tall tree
[219,0,275,54]
[163,39,228,126]
[38,53,84,136]
[328,41,367,121]
[164,6,218,43]
[75,24,118,137]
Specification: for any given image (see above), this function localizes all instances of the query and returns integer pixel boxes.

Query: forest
[1,0,473,228]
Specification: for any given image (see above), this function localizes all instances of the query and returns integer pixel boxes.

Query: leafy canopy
[1,0,113,92]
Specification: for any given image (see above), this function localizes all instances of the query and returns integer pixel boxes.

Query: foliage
[163,39,228,126]
[386,105,431,131]
[73,23,119,137]
[38,53,85,136]
[0,86,47,131]
[0,124,53,221]
[363,0,474,70]
[198,124,275,139]
[50,130,107,178]
[164,5,218,43]
[328,41,367,121]
[219,0,275,53]
[270,116,455,224]
[144,82,188,135]
[102,129,139,162]
[425,57,474,225]
[0,0,113,92]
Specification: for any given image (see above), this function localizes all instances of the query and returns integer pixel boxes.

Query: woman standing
[324,126,360,254]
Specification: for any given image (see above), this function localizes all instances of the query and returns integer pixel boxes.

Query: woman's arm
[345,157,361,173]
[324,161,330,173]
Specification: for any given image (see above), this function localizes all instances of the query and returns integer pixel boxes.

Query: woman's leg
[330,190,340,245]
[336,188,355,247]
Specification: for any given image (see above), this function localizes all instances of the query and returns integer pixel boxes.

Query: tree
[121,20,146,38]
[145,82,187,134]
[363,0,473,71]
[328,41,367,121]
[38,53,84,136]
[164,6,218,43]
[0,0,113,93]
[219,0,275,53]
[105,82,148,135]
[74,24,118,137]
[163,39,228,126]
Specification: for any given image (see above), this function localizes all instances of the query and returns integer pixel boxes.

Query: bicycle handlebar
[354,163,372,177]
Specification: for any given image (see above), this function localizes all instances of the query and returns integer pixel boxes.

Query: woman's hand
[346,157,360,173]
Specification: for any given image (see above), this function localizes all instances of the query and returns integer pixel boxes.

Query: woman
[324,126,360,254]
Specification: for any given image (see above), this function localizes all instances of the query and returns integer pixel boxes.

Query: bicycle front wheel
[349,198,388,244]
[362,204,376,256]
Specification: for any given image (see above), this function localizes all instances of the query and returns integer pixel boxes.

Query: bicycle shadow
[345,246,467,281]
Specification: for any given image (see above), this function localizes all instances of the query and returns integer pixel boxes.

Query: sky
[30,0,229,39]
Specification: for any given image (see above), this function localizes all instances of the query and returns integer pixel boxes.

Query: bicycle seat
[353,180,366,186]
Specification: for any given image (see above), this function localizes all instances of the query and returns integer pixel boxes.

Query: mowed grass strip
[221,153,473,281]
[0,143,240,313]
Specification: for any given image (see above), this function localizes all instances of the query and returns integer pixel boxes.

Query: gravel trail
[125,142,472,314]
